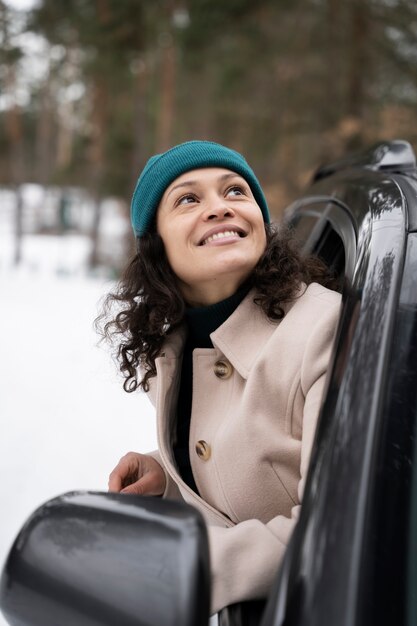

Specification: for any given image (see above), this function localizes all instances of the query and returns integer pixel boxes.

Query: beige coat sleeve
[142,369,184,501]
[148,449,183,500]
[208,303,339,615]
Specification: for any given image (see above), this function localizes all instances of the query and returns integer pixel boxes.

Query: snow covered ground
[0,230,158,624]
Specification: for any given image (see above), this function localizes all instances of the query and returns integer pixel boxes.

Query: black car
[1,140,417,626]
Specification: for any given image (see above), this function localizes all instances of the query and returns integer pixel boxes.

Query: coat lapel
[210,290,280,379]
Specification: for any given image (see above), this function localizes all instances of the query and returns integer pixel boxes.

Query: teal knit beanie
[131,140,270,236]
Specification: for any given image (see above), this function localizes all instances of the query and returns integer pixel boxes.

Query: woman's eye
[177,193,197,206]
[226,185,245,197]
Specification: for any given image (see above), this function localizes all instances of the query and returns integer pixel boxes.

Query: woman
[102,140,341,614]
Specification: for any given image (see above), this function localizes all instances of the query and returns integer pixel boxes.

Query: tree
[1,0,417,246]
[0,1,26,264]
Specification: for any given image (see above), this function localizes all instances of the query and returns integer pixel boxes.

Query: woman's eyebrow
[166,172,244,199]
[219,173,242,181]
[166,180,198,199]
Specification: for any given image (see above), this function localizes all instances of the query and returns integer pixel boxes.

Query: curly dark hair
[97,223,335,393]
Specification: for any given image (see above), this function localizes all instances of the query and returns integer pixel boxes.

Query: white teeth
[202,230,240,245]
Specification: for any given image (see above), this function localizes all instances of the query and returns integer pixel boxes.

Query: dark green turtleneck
[174,285,250,493]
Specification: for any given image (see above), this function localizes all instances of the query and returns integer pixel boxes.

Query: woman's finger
[108,452,141,492]
[121,466,166,496]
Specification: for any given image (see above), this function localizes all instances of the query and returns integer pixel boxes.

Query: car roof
[311,139,417,233]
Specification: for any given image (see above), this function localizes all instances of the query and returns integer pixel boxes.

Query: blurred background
[1,0,417,618]
[2,0,417,273]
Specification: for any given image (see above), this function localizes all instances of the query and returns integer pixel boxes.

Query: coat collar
[161,290,284,380]
[208,283,307,378]
[210,289,279,379]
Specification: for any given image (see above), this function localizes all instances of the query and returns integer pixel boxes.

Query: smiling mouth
[199,230,246,246]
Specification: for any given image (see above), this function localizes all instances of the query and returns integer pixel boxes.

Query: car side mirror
[0,491,210,626]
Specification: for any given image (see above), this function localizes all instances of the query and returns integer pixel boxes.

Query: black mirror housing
[0,491,210,626]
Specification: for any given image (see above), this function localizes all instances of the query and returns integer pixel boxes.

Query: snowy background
[0,189,158,625]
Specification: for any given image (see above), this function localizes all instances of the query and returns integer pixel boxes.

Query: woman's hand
[108,452,166,496]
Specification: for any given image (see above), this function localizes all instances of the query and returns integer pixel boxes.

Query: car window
[284,198,357,287]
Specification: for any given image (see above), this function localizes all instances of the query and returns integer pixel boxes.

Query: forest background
[1,0,417,270]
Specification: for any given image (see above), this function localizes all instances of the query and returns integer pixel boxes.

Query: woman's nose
[203,197,235,221]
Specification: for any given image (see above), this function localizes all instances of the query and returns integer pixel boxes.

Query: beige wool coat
[146,282,341,614]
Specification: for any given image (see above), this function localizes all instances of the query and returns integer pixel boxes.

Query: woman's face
[156,167,267,306]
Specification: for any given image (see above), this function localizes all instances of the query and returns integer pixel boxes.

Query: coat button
[214,359,233,379]
[195,440,211,461]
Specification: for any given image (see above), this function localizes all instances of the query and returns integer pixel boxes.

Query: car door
[263,168,412,626]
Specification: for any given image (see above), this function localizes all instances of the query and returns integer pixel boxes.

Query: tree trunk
[87,0,114,269]
[56,98,75,171]
[155,35,177,152]
[155,0,178,152]
[13,187,24,265]
[346,0,369,121]
[88,78,107,268]
[35,78,53,184]
[5,67,25,265]
[130,57,149,190]
[326,0,342,126]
